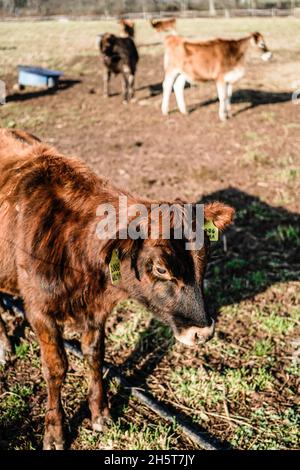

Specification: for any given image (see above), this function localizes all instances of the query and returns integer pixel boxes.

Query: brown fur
[0,128,234,449]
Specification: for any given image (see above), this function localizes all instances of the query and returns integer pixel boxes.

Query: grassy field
[0,17,300,450]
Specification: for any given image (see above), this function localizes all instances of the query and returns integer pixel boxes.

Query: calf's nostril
[195,332,206,344]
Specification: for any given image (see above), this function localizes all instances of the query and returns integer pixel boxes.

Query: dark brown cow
[98,32,139,103]
[0,128,234,449]
[162,32,272,120]
[151,17,177,33]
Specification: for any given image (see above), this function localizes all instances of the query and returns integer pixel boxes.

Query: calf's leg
[161,70,178,115]
[226,82,233,115]
[216,80,229,121]
[27,309,68,450]
[81,323,111,432]
[173,73,187,114]
[122,72,129,103]
[127,74,135,102]
[103,69,111,97]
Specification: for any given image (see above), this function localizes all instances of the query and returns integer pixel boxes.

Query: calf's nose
[174,320,215,347]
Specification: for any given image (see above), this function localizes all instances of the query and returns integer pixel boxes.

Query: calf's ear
[204,202,235,231]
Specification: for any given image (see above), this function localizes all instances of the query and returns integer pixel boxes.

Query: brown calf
[151,17,177,34]
[0,128,234,449]
[161,32,272,120]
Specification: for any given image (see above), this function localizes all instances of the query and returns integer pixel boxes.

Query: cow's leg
[173,73,187,115]
[161,70,178,115]
[127,74,135,102]
[122,72,129,103]
[103,69,111,97]
[81,323,111,432]
[216,80,229,121]
[27,309,67,450]
[226,82,233,115]
[0,312,12,365]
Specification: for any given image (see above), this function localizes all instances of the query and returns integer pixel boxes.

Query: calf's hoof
[43,434,65,450]
[219,112,229,122]
[92,410,112,433]
[43,424,65,450]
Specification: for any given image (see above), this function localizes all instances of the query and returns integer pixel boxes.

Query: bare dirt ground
[0,18,299,450]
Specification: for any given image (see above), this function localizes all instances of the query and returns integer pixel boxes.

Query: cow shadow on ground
[6,79,81,103]
[1,187,299,449]
[189,88,292,115]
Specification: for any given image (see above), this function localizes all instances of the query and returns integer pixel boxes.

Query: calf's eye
[156,266,167,275]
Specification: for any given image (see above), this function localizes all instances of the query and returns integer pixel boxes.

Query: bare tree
[209,0,216,15]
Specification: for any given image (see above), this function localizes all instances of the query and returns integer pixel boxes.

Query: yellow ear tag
[109,249,122,285]
[204,220,219,242]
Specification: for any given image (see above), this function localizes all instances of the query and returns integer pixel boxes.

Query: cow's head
[119,19,135,38]
[251,32,273,62]
[99,33,116,54]
[100,201,235,347]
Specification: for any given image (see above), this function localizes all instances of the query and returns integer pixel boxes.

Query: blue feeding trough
[18,65,64,89]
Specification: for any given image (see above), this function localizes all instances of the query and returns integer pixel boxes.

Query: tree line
[0,0,298,16]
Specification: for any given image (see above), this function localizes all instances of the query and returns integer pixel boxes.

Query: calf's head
[99,33,116,55]
[252,32,273,62]
[100,201,234,347]
[119,19,135,38]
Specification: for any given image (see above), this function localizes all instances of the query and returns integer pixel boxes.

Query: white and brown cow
[161,32,272,121]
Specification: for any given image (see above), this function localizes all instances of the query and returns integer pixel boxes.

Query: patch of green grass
[15,340,30,359]
[251,339,274,357]
[260,312,296,335]
[266,224,300,247]
[248,271,267,288]
[170,366,223,408]
[230,276,244,293]
[225,258,248,271]
[285,363,300,377]
[0,384,33,426]
[79,412,177,450]
[108,302,150,350]
[224,367,252,397]
[232,406,300,449]
[251,367,274,392]
[248,201,271,220]
[108,300,173,353]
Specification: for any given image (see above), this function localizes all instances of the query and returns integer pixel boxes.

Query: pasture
[0,17,299,450]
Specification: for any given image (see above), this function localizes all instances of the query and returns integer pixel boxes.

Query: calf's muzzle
[174,320,215,347]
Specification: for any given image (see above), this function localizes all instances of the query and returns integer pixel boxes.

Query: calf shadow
[189,88,292,115]
[6,79,81,103]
